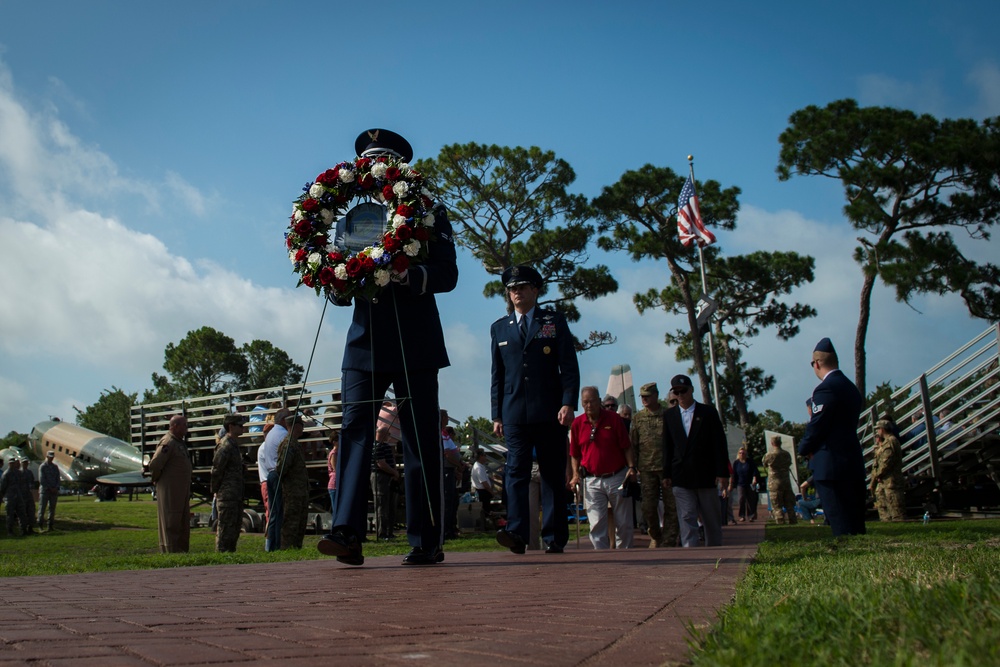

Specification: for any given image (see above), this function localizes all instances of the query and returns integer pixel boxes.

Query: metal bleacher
[857,323,1000,515]
[129,378,509,530]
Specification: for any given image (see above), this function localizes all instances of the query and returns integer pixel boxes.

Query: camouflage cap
[639,382,659,396]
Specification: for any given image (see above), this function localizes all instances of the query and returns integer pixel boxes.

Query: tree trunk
[855,271,876,398]
[719,326,750,428]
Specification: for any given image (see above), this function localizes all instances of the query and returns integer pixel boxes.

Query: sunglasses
[672,386,690,395]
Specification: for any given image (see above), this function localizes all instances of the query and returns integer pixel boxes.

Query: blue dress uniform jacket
[490,306,579,549]
[331,205,458,552]
[797,369,865,483]
[490,308,579,425]
[341,204,457,373]
[797,368,867,536]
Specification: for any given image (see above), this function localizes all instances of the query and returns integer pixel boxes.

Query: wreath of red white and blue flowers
[285,155,437,301]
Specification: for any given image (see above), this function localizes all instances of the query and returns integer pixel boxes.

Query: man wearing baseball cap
[661,374,730,547]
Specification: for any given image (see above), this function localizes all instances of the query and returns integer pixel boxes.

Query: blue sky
[1,1,998,437]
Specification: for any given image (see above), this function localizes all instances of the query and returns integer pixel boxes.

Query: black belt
[591,466,626,479]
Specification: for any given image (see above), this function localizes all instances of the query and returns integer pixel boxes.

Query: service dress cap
[355,128,413,163]
[501,265,543,289]
[640,382,659,396]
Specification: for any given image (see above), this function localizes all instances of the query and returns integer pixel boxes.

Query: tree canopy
[144,327,303,402]
[416,142,618,349]
[592,163,741,402]
[74,386,135,441]
[777,98,1000,396]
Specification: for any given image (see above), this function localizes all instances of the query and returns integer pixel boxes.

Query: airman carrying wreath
[284,129,438,301]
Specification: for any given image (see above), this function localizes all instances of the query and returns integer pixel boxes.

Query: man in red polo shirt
[569,386,637,549]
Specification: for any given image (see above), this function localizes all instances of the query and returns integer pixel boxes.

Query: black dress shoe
[496,529,526,554]
[544,544,564,554]
[317,530,364,566]
[402,546,444,566]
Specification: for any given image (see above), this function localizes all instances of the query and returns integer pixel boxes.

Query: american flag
[677,176,716,248]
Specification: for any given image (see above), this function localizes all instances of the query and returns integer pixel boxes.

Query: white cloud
[967,62,1000,117]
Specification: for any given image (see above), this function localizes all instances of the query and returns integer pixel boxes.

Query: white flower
[292,208,304,222]
[370,163,388,178]
[334,265,348,280]
[393,214,408,227]
[289,250,298,264]
[374,269,391,287]
[399,161,411,172]
[308,182,325,198]
[422,212,435,226]
[320,209,334,224]
[339,168,355,183]
[404,240,421,257]
[308,252,322,267]
[370,246,385,260]
[392,181,410,197]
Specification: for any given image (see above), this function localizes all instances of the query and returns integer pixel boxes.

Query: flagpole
[688,156,722,418]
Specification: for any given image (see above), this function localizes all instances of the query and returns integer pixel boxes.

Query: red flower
[396,204,413,219]
[385,166,401,181]
[314,234,328,247]
[414,227,430,241]
[358,174,374,189]
[294,220,312,236]
[361,255,376,273]
[355,157,372,169]
[295,248,307,262]
[332,278,347,292]
[421,195,434,209]
[301,198,319,212]
[395,225,413,241]
[302,273,314,288]
[316,169,338,185]
[383,234,401,253]
[382,185,395,201]
[319,267,335,285]
[328,251,344,263]
[392,254,410,272]
[286,236,294,249]
[345,257,363,277]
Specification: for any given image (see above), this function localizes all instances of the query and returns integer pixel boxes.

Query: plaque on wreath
[336,202,388,254]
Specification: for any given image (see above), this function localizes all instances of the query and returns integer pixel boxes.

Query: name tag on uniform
[498,341,508,347]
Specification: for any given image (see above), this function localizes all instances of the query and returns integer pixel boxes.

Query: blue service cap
[814,337,836,354]
[355,128,413,163]
[502,265,543,289]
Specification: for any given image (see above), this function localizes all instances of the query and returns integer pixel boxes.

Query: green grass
[0,496,504,576]
[690,519,1000,667]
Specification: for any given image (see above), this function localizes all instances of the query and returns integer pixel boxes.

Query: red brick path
[0,522,764,666]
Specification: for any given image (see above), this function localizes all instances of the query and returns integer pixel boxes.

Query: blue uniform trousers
[333,367,443,550]
[503,421,568,549]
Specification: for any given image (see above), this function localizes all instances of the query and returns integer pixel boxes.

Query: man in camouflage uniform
[762,436,798,524]
[630,382,678,547]
[870,419,905,522]
[277,418,310,549]
[212,414,247,552]
[1,459,31,536]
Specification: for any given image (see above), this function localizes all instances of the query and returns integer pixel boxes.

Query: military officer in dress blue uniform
[318,129,459,566]
[797,337,867,537]
[491,265,580,554]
